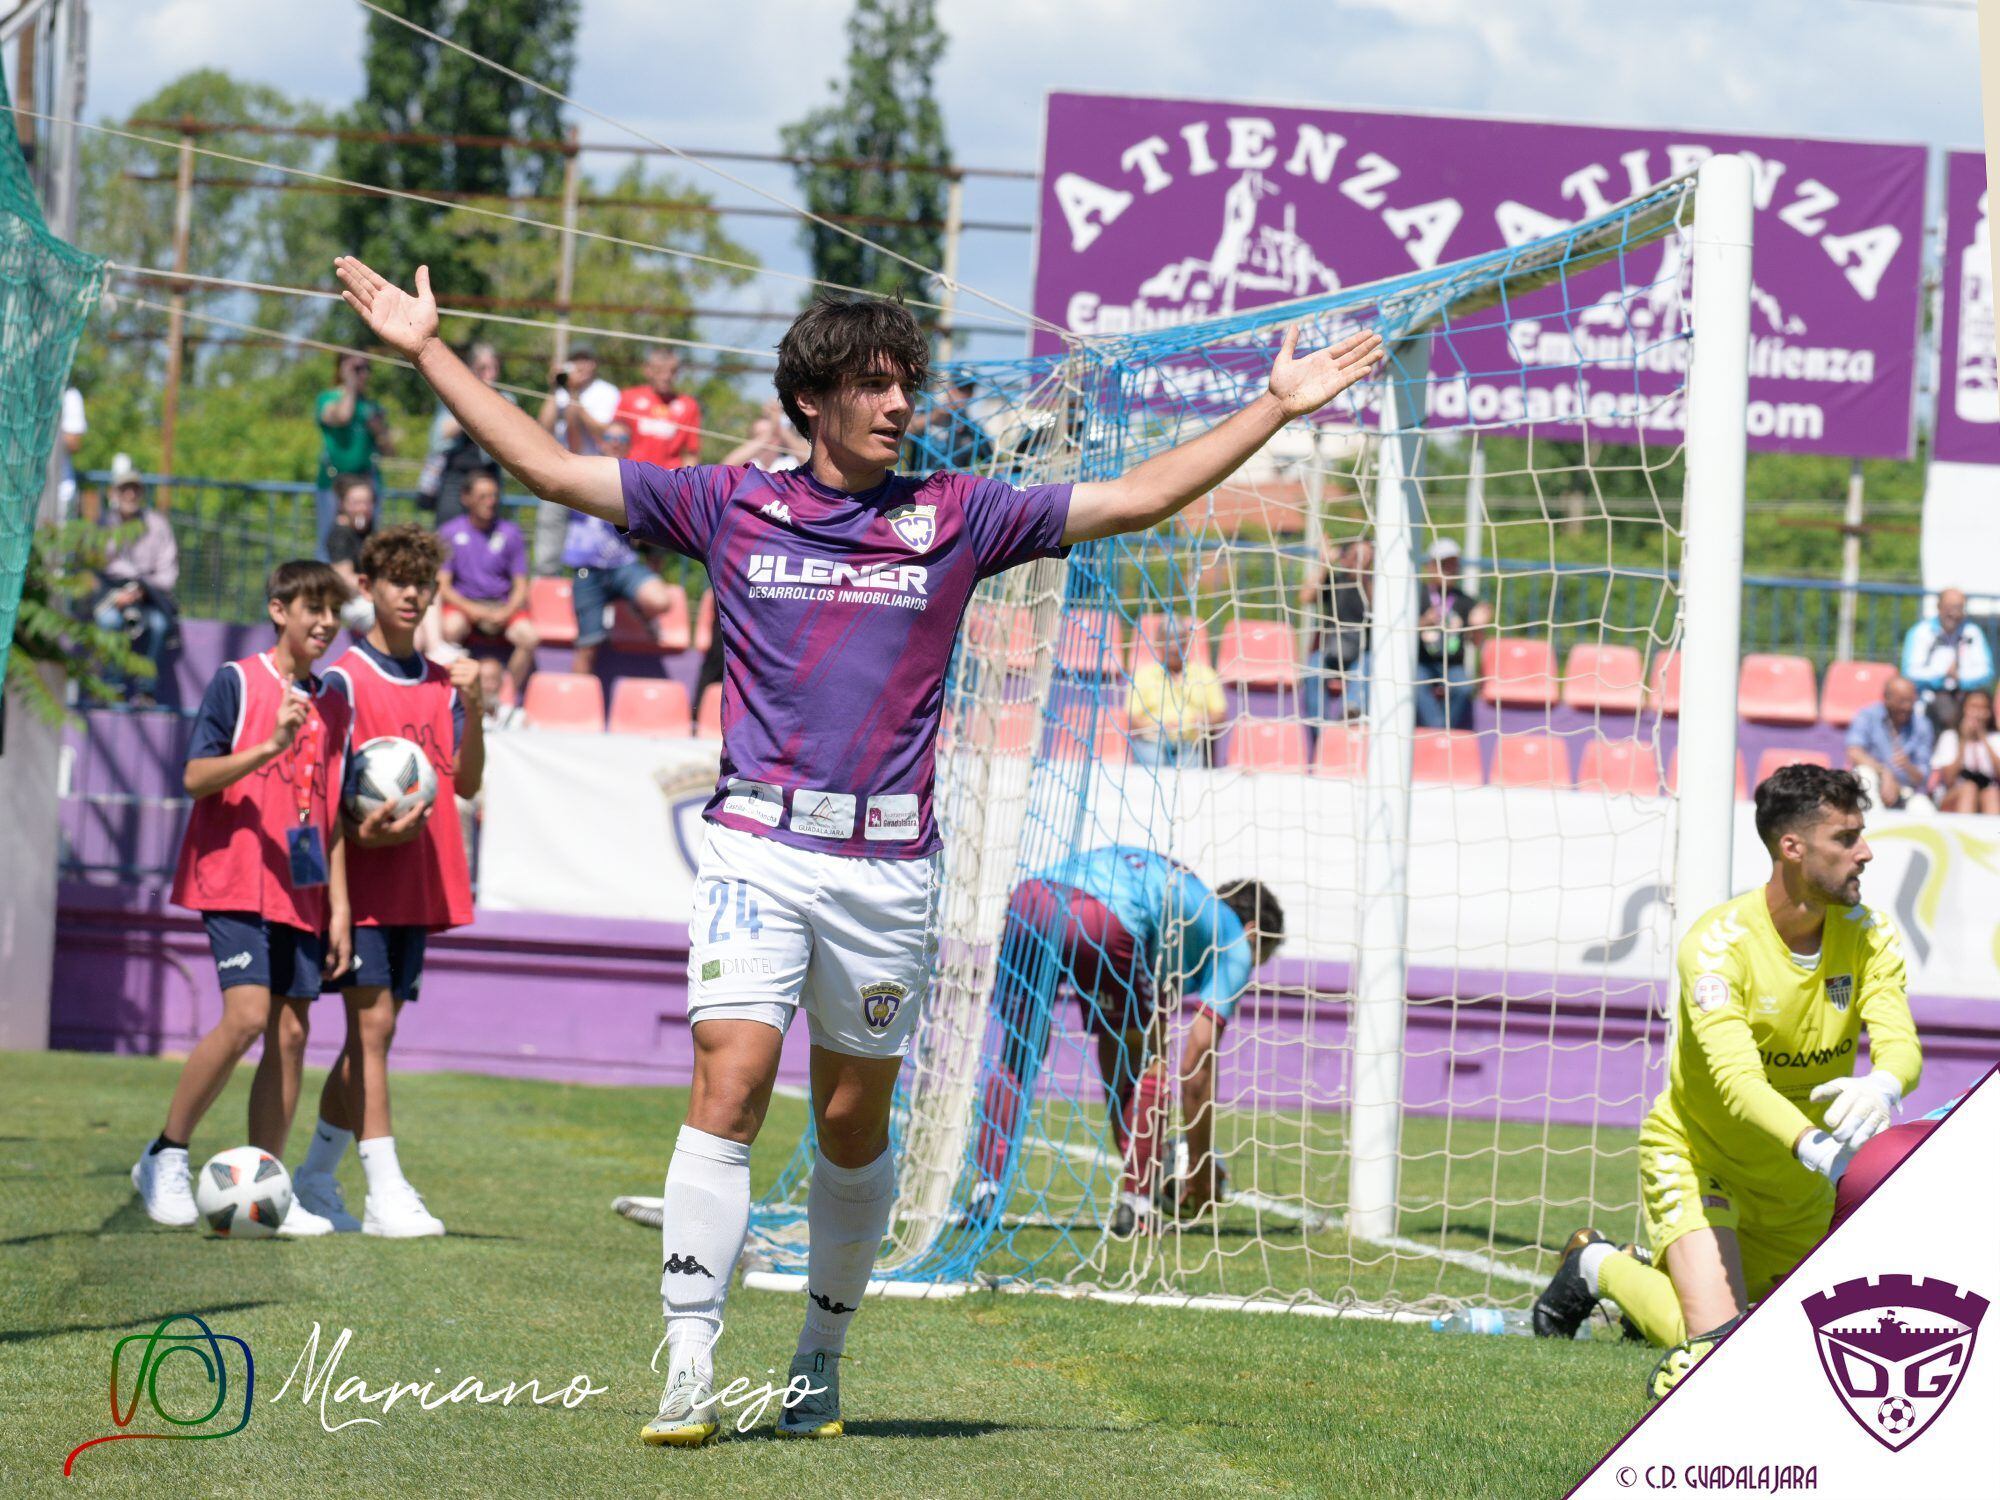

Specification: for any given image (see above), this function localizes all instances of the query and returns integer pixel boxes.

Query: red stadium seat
[1819,660,1897,728]
[1753,746,1832,787]
[696,682,723,738]
[968,604,1038,670]
[1055,609,1127,677]
[1480,636,1559,708]
[1134,613,1213,672]
[1668,747,1749,799]
[1313,725,1366,779]
[528,576,579,648]
[1411,729,1483,786]
[1051,702,1129,764]
[609,584,692,653]
[1493,732,1572,788]
[1216,619,1299,688]
[694,588,715,653]
[1227,718,1308,772]
[1562,644,1646,714]
[1576,737,1662,797]
[522,672,604,733]
[607,678,692,737]
[1737,654,1819,726]
[1648,651,1683,717]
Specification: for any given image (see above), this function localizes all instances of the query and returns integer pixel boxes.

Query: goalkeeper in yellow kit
[1532,764,1921,1397]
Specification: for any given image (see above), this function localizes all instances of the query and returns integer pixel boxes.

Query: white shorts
[686,822,941,1059]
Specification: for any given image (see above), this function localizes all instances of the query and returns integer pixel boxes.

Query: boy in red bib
[134,561,370,1233]
[286,524,480,1237]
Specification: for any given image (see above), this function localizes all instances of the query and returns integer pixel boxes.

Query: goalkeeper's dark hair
[359,524,445,589]
[266,559,346,612]
[773,295,930,439]
[1218,878,1285,950]
[1754,763,1869,851]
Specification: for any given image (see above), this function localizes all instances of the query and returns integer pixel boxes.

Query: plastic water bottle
[1430,1308,1533,1337]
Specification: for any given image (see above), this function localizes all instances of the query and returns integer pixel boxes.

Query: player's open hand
[354,797,433,848]
[323,908,353,981]
[334,257,438,361]
[1268,325,1386,420]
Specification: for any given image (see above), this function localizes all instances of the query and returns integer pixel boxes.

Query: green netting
[0,72,106,693]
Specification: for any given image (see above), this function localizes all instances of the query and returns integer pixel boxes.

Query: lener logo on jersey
[885,502,936,551]
[1826,973,1853,1012]
[859,981,908,1032]
[745,554,928,595]
[1804,1273,1988,1452]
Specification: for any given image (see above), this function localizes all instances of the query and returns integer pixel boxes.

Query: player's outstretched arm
[333,257,625,524]
[1061,326,1384,544]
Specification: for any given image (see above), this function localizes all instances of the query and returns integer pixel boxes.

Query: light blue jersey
[1034,846,1256,1021]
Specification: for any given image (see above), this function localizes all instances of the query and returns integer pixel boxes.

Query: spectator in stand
[1297,535,1373,733]
[477,657,523,732]
[564,420,683,676]
[92,455,179,706]
[1845,673,1935,813]
[1900,587,1994,733]
[616,348,702,469]
[1127,616,1227,767]
[314,353,391,558]
[422,341,511,525]
[57,384,85,520]
[324,475,379,635]
[1414,537,1489,731]
[722,398,809,472]
[437,471,538,698]
[906,375,994,474]
[1929,688,2000,815]
[534,347,620,573]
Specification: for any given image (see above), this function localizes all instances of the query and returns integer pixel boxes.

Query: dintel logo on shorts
[859,981,908,1032]
[1803,1273,1988,1452]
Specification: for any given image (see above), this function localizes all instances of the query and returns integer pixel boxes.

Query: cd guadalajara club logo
[1803,1274,1988,1452]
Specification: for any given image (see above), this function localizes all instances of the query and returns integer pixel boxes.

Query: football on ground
[193,1145,294,1238]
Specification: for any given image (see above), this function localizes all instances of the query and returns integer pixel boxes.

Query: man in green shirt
[315,354,393,556]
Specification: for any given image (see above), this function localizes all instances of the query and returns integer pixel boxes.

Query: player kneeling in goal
[1532,765,1921,1399]
[333,251,1381,1446]
[969,848,1283,1236]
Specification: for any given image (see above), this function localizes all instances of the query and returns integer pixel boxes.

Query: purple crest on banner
[1803,1273,1989,1452]
[1032,93,1927,458]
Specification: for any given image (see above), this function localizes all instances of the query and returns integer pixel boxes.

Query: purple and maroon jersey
[619,461,1072,859]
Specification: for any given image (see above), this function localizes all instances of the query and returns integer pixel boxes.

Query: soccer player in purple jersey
[334,253,1383,1447]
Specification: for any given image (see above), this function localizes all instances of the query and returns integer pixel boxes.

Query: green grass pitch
[1,1050,1656,1498]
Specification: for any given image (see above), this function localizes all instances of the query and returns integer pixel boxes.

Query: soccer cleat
[776,1350,843,1438]
[1532,1226,1610,1338]
[132,1146,198,1227]
[1109,1192,1156,1239]
[958,1179,1001,1232]
[275,1200,337,1237]
[1647,1314,1743,1402]
[292,1169,362,1233]
[641,1369,721,1447]
[362,1181,446,1238]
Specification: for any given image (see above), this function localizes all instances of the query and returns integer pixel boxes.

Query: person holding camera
[315,353,392,558]
[534,348,620,574]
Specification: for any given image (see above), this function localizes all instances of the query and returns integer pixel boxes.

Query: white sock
[357,1136,407,1196]
[1579,1241,1615,1299]
[301,1119,353,1178]
[661,1125,753,1386]
[797,1148,895,1358]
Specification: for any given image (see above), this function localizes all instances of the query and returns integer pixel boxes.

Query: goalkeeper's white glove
[1809,1071,1903,1148]
[1794,1128,1853,1185]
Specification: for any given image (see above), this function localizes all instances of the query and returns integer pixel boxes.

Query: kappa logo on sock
[808,1289,855,1316]
[663,1253,715,1278]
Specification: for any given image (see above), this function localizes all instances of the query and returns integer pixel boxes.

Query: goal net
[745,159,1750,1320]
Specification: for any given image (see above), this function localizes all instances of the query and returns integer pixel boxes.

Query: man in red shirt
[616,349,701,469]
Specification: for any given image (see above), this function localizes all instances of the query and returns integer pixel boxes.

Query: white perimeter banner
[480,733,2000,1001]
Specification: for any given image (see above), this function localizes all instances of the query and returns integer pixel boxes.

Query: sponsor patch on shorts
[722,778,783,828]
[1693,974,1730,1013]
[864,794,919,842]
[789,790,856,840]
[860,980,908,1032]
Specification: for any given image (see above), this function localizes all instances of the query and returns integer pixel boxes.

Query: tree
[780,0,952,304]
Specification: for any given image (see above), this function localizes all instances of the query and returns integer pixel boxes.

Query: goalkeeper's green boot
[1647,1313,1744,1402]
[777,1350,844,1438]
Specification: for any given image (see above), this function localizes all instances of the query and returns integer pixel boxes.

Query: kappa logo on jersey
[859,980,909,1032]
[744,554,929,595]
[760,498,792,524]
[1826,973,1853,1012]
[885,502,937,551]
[1804,1274,1989,1452]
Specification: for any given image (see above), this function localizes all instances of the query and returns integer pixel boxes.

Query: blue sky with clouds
[84,0,1986,351]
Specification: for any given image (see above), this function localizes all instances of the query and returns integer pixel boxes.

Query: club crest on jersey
[1826,974,1853,1012]
[860,981,909,1032]
[1804,1274,1988,1452]
[886,503,936,551]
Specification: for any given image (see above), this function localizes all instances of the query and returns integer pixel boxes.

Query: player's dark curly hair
[359,523,446,589]
[1754,762,1869,850]
[773,295,930,439]
[1218,878,1285,956]
[266,559,346,611]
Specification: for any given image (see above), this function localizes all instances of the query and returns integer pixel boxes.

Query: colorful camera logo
[64,1314,254,1475]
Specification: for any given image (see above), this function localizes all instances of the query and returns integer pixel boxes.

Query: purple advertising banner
[1935,150,1999,465]
[1032,93,1927,458]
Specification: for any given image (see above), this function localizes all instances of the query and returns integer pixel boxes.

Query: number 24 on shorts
[705,880,764,942]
